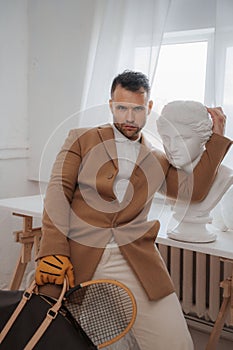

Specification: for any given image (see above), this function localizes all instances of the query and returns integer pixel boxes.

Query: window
[135,29,214,114]
[223,45,233,137]
[135,28,233,168]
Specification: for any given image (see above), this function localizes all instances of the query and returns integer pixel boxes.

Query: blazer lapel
[136,134,152,166]
[97,124,118,169]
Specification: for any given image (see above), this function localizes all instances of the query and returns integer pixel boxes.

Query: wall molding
[0,147,29,160]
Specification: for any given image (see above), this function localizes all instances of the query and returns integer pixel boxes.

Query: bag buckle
[23,291,32,300]
[47,308,58,319]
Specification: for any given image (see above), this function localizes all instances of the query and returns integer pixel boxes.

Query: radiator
[157,244,233,328]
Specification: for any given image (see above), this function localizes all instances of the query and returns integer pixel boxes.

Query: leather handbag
[0,280,97,350]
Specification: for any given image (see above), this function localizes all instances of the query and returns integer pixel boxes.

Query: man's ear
[148,100,153,115]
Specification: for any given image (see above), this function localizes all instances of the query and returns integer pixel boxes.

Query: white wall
[0,0,39,288]
[0,0,28,151]
[0,0,39,198]
[165,0,215,32]
[28,0,96,181]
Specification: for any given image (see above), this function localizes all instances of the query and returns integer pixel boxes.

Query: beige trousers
[93,246,194,350]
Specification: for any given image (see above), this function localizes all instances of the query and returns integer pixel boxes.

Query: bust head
[157,100,213,173]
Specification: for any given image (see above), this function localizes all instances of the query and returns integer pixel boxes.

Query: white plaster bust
[156,100,233,242]
[166,164,233,242]
[157,100,213,173]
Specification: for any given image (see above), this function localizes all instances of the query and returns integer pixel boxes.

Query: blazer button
[107,173,114,179]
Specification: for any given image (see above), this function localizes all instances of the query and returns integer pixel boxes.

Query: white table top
[157,229,233,260]
[0,195,44,218]
[0,195,233,260]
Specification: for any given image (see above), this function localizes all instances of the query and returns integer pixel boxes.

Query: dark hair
[110,70,151,98]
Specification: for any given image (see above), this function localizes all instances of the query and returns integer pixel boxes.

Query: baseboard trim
[186,315,233,342]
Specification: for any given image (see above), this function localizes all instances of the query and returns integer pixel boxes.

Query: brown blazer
[37,124,232,300]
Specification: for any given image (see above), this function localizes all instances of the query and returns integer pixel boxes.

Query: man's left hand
[206,107,226,136]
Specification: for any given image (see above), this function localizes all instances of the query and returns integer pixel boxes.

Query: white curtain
[78,0,171,126]
[214,0,233,167]
[37,0,170,182]
[35,0,233,180]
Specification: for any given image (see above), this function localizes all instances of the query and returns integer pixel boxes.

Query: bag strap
[24,279,67,350]
[0,280,36,344]
[0,279,68,349]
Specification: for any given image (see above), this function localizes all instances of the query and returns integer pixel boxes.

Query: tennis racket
[63,279,137,349]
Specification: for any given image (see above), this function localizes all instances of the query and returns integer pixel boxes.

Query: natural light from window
[135,41,208,114]
[223,46,233,108]
[222,46,233,168]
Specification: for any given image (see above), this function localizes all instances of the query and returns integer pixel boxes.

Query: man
[35,70,231,349]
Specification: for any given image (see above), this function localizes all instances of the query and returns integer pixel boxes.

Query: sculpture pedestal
[167,165,233,243]
[168,221,217,243]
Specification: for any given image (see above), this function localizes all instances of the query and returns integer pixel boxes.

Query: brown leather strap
[24,280,67,350]
[0,280,36,344]
[0,279,67,349]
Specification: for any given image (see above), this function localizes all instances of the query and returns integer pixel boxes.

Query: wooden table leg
[9,214,41,290]
[206,259,233,350]
[9,250,29,290]
[206,280,231,350]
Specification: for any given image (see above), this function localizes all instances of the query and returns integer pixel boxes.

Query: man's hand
[206,107,226,136]
[35,255,75,287]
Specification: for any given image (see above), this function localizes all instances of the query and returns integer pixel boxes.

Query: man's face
[109,85,153,140]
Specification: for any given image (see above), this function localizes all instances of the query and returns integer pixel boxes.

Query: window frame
[159,28,216,107]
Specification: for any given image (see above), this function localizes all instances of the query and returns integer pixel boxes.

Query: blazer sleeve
[37,129,82,259]
[160,133,232,202]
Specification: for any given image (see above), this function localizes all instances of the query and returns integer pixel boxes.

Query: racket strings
[64,282,134,346]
